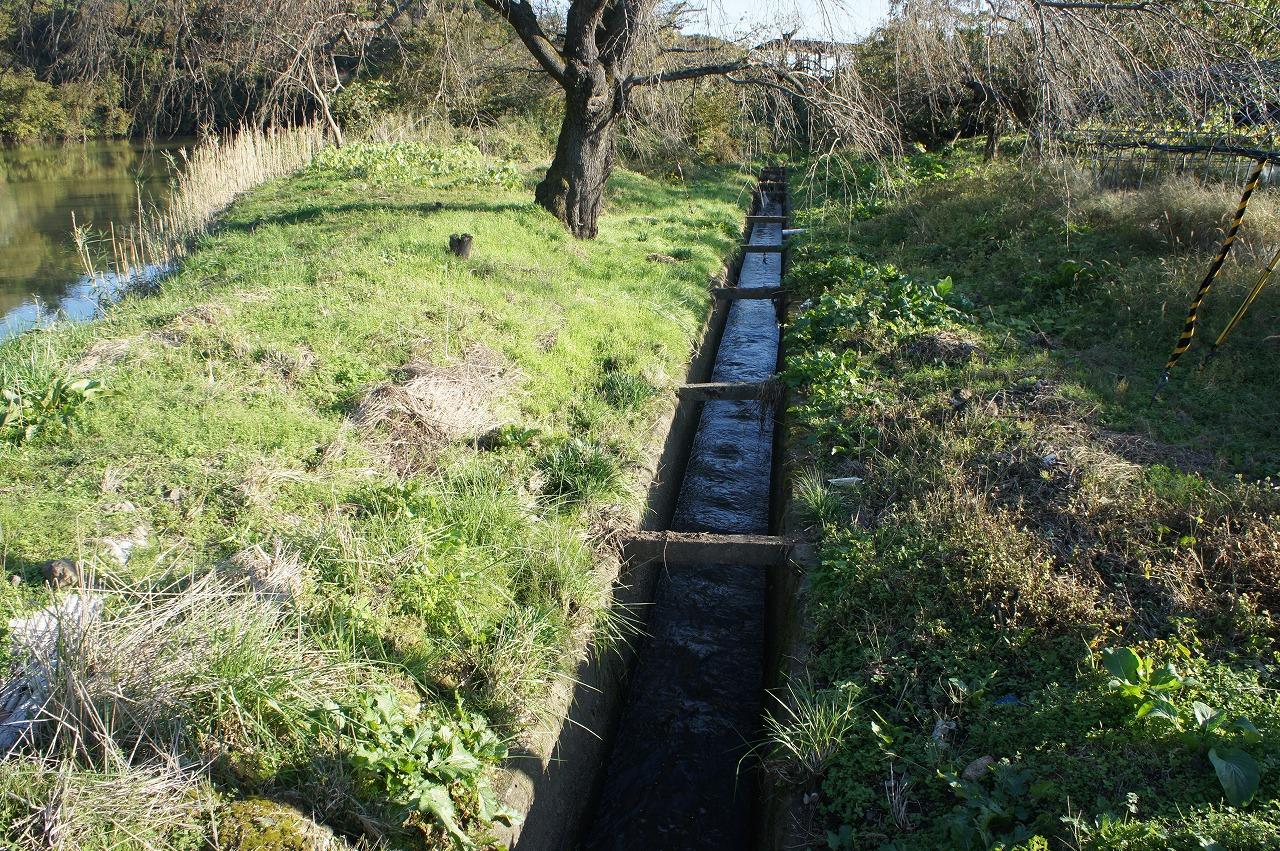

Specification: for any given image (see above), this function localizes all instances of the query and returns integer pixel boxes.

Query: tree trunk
[535,71,617,239]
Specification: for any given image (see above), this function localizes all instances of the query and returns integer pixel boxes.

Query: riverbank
[1,126,327,343]
[0,142,747,848]
[772,148,1280,848]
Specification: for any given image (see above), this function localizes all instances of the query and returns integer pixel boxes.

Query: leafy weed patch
[776,151,1280,850]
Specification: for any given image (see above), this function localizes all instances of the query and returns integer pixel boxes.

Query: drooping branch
[1032,0,1152,9]
[626,57,754,89]
[476,0,567,84]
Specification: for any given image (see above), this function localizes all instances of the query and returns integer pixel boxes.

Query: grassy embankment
[0,139,746,848]
[770,146,1280,849]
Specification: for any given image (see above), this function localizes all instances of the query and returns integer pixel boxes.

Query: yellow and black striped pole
[1156,158,1266,395]
[1203,243,1280,363]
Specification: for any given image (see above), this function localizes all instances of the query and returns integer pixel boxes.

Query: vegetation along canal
[580,170,786,849]
[0,140,180,341]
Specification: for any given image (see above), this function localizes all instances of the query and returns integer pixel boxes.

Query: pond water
[0,140,184,342]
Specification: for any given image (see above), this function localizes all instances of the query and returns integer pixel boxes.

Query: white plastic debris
[101,524,150,565]
[827,477,864,488]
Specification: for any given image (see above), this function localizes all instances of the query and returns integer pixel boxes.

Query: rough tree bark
[530,0,624,240]
[534,69,618,238]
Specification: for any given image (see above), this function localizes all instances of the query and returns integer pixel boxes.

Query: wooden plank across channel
[741,244,784,254]
[746,214,786,223]
[677,380,776,401]
[710,286,783,301]
[620,531,809,567]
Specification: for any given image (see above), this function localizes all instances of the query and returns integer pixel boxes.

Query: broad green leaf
[1102,647,1142,684]
[1194,702,1225,731]
[1149,664,1183,691]
[1208,747,1260,807]
[1139,698,1182,727]
[1233,716,1262,743]
[416,783,470,844]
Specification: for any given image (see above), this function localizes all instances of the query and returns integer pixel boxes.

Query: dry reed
[83,123,329,283]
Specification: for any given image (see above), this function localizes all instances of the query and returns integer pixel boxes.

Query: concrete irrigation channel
[497,168,809,850]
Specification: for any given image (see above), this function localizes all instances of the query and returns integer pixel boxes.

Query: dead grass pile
[154,304,231,345]
[900,329,982,365]
[354,344,520,474]
[72,336,147,372]
[230,539,306,605]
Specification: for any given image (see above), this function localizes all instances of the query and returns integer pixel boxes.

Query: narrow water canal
[580,183,784,849]
[0,140,183,342]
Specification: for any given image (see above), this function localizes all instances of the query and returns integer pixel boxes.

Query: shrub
[0,376,105,446]
[0,71,67,143]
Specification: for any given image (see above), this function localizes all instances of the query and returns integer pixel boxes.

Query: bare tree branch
[626,58,753,89]
[1033,0,1152,10]
[475,0,567,85]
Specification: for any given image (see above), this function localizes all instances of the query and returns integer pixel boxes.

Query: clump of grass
[756,681,862,784]
[793,467,843,528]
[599,371,656,410]
[0,757,213,851]
[468,608,565,726]
[12,571,361,771]
[538,438,623,505]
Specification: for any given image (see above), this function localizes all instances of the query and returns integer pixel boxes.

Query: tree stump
[449,233,474,258]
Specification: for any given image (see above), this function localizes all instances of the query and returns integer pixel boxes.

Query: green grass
[778,148,1280,850]
[0,143,747,847]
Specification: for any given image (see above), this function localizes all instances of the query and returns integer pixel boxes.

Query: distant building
[755,36,850,76]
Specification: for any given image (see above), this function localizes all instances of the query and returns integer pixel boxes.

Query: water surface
[0,140,182,341]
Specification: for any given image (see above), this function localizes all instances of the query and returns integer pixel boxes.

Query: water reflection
[0,140,183,341]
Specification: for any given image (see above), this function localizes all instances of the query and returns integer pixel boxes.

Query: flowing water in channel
[581,195,783,850]
[0,140,183,342]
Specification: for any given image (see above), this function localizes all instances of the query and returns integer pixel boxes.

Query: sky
[696,0,892,42]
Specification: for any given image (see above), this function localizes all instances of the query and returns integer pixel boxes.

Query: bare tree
[477,0,896,236]
[16,0,408,138]
[873,0,1277,158]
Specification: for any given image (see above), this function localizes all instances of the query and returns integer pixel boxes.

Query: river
[0,140,184,342]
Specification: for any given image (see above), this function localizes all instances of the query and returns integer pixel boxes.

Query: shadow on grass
[219,199,541,235]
